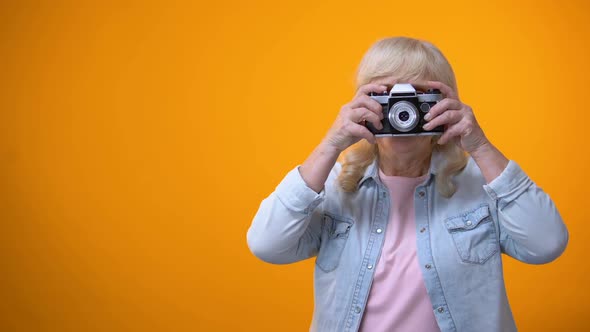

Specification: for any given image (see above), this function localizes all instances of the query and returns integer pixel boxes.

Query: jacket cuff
[275,165,325,215]
[483,160,533,204]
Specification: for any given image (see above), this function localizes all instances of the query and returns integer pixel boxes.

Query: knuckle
[433,104,443,114]
[355,109,366,119]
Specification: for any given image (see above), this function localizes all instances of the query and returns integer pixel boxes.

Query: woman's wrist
[299,141,342,193]
[469,141,509,184]
[318,139,345,156]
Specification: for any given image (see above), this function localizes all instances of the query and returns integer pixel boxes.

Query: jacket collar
[358,148,444,188]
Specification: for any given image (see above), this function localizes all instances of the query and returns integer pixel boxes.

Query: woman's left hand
[418,81,489,155]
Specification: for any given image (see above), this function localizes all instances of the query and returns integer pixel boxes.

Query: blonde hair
[337,37,468,198]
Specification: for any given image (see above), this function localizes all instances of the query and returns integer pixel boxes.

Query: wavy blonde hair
[337,37,468,198]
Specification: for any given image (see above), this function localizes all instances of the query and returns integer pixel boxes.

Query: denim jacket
[246,149,569,332]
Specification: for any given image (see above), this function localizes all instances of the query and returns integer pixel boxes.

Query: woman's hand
[321,84,386,153]
[418,80,509,183]
[419,81,489,155]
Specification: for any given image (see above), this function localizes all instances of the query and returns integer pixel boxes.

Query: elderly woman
[246,37,568,332]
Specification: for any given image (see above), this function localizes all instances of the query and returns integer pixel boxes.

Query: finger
[426,81,458,99]
[349,95,384,118]
[350,107,383,130]
[437,123,464,145]
[425,98,462,121]
[407,80,430,92]
[355,84,388,98]
[423,110,462,131]
[347,122,377,144]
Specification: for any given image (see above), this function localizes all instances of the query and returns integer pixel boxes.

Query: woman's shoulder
[326,160,378,195]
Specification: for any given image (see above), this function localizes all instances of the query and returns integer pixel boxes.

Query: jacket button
[367,264,373,270]
[418,191,425,198]
[376,228,383,234]
[465,220,473,226]
[425,264,432,269]
[420,227,426,233]
[355,306,361,313]
[437,307,444,313]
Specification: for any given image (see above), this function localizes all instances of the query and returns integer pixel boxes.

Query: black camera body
[367,83,444,136]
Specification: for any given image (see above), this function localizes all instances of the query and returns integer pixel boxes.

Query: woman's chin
[377,136,431,153]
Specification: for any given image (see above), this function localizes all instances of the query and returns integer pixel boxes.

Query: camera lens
[399,111,409,121]
[388,101,419,132]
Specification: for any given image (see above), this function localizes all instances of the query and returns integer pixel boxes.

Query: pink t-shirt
[358,168,440,332]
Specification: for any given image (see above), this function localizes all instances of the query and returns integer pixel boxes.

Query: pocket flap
[334,220,352,235]
[445,204,490,231]
[324,213,353,238]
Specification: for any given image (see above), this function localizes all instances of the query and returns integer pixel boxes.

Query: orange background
[1,0,588,331]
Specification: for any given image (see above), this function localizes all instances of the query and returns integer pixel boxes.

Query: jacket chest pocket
[315,213,354,273]
[444,204,499,264]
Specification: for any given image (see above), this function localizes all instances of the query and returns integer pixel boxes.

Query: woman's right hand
[322,84,387,152]
[299,84,388,193]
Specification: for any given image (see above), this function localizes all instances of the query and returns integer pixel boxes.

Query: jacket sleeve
[483,160,569,264]
[246,164,339,264]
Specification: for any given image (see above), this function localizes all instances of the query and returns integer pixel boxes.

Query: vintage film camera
[367,83,444,136]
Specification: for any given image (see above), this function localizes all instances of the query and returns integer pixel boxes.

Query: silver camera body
[367,83,444,136]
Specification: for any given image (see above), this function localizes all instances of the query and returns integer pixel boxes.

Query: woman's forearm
[481,159,569,264]
[470,141,510,184]
[299,141,342,193]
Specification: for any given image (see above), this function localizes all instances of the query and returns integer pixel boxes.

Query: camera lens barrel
[389,101,419,132]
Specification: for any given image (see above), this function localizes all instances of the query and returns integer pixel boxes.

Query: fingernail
[423,123,431,130]
[424,113,431,121]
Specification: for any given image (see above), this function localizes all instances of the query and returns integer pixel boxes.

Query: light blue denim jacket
[246,150,569,332]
